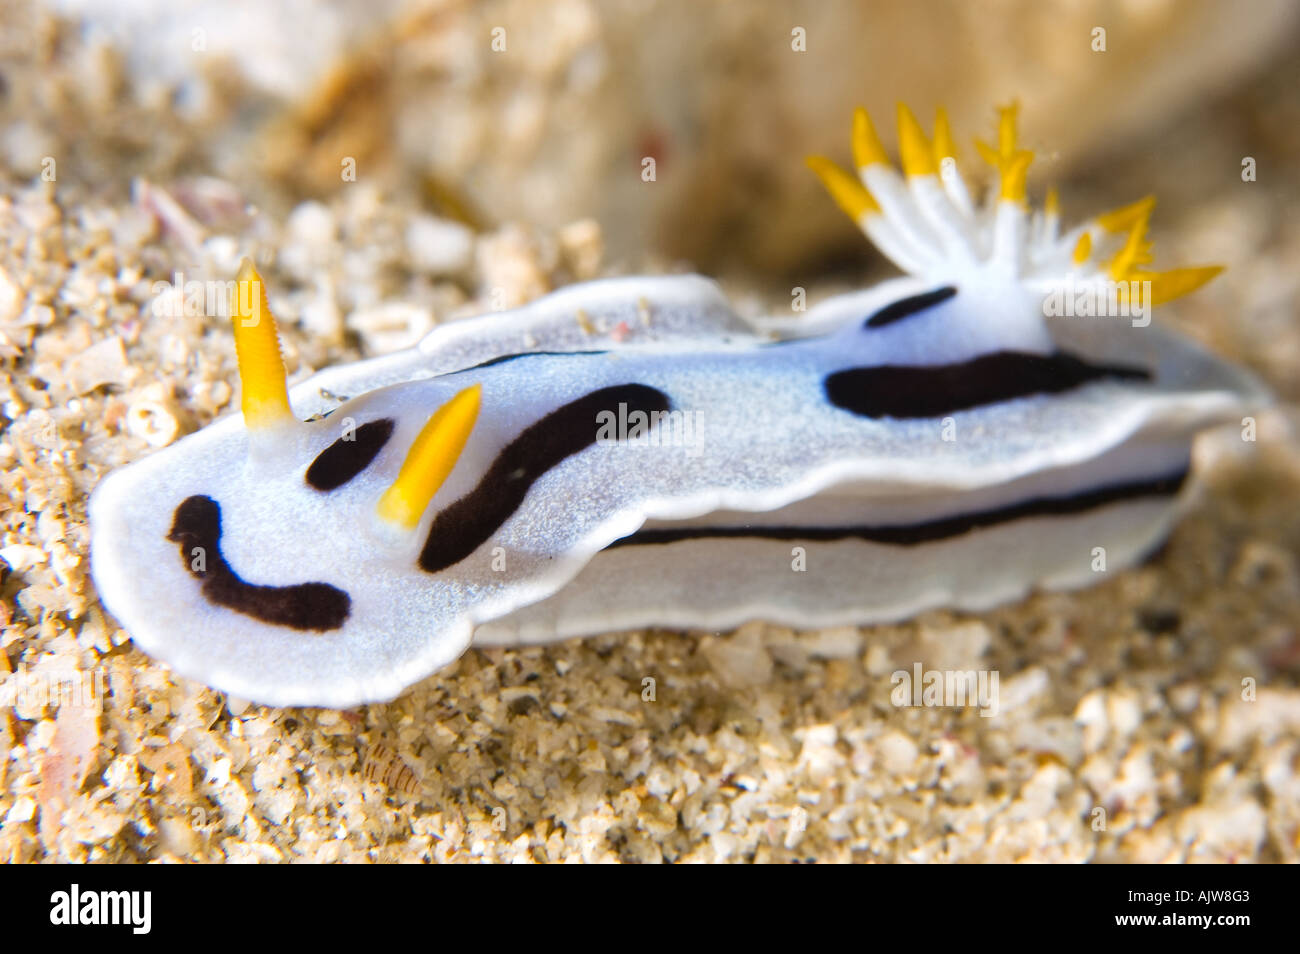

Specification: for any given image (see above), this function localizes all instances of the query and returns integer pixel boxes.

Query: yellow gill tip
[999,150,1033,203]
[1071,231,1092,265]
[933,106,957,164]
[1045,186,1060,218]
[1096,194,1157,233]
[231,257,293,431]
[1133,265,1225,307]
[978,101,1033,200]
[806,155,880,220]
[896,102,937,177]
[852,107,890,170]
[1107,210,1156,281]
[376,383,483,530]
[996,101,1021,159]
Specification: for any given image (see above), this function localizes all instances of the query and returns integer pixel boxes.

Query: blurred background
[1,0,1295,268]
[4,0,1293,386]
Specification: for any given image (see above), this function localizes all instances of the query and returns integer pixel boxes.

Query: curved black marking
[167,495,350,631]
[419,383,671,573]
[825,350,1151,419]
[305,418,395,491]
[865,286,958,329]
[449,350,609,375]
[608,468,1188,549]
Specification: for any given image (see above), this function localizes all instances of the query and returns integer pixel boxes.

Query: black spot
[825,350,1151,419]
[1137,607,1181,634]
[305,418,395,491]
[167,495,350,631]
[865,285,958,329]
[507,695,540,717]
[418,384,671,573]
[608,468,1188,548]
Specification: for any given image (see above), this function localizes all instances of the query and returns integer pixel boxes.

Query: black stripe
[607,468,1188,549]
[167,495,350,631]
[865,285,958,328]
[825,350,1150,419]
[305,418,394,491]
[418,383,672,573]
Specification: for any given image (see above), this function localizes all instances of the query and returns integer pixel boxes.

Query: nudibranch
[90,104,1266,707]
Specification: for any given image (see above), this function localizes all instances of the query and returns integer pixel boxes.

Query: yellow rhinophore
[231,258,294,431]
[377,383,482,530]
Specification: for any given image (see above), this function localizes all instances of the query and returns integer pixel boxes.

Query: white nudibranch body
[89,104,1267,707]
